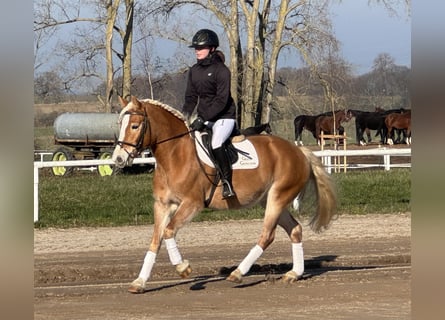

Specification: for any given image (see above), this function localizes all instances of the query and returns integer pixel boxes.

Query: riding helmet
[189,29,219,48]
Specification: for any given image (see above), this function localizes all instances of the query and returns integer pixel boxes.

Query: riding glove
[190,116,205,131]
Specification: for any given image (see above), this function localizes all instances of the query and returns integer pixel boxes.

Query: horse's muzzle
[112,148,132,168]
[113,155,126,168]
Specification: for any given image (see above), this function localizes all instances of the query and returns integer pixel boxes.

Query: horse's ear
[118,95,129,108]
[131,95,139,105]
[130,96,143,110]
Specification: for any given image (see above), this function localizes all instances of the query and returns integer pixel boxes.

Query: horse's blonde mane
[141,99,188,122]
[119,98,191,127]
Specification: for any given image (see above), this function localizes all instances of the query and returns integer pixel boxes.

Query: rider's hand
[190,116,205,131]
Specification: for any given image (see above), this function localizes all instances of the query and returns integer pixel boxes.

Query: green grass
[35,168,411,228]
[333,169,411,214]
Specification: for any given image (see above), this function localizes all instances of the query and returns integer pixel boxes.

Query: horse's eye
[131,124,139,130]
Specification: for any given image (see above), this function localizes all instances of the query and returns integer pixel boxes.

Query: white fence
[312,147,411,173]
[33,148,411,222]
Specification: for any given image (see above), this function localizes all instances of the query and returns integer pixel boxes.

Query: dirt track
[35,213,411,319]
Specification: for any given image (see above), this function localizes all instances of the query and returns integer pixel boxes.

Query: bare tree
[34,0,410,121]
[144,0,336,127]
[34,0,135,112]
[365,0,411,17]
[34,71,66,103]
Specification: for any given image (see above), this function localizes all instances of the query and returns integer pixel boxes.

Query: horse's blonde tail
[299,147,337,233]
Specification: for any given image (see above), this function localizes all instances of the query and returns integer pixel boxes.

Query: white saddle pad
[194,132,259,170]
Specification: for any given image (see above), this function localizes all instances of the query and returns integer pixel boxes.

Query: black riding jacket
[182,52,236,122]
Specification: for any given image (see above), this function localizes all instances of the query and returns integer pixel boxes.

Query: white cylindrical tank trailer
[51,113,152,176]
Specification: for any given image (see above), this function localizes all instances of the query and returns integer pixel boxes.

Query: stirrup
[222,182,236,199]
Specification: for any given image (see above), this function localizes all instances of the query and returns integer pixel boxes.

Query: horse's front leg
[162,200,204,278]
[128,200,179,294]
[366,128,372,143]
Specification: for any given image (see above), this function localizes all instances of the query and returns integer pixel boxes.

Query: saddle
[194,128,259,170]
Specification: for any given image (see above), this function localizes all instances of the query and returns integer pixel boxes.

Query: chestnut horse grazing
[112,96,337,294]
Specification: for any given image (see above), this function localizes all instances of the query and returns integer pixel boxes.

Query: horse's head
[344,109,354,122]
[333,109,347,123]
[112,96,149,168]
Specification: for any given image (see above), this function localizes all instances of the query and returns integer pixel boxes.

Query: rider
[182,29,237,199]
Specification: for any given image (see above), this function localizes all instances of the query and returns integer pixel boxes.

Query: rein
[155,131,192,145]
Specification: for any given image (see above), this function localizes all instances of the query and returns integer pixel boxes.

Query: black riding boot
[212,147,236,199]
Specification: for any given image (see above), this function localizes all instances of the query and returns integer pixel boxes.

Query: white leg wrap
[291,242,304,276]
[138,251,156,281]
[238,245,264,275]
[165,238,183,265]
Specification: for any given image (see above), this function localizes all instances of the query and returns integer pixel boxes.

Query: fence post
[34,164,39,222]
[323,156,332,174]
[384,154,390,171]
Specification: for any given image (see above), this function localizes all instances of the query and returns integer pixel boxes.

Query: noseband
[116,111,149,158]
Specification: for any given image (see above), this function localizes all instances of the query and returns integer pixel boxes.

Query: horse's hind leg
[227,191,293,283]
[226,203,283,283]
[277,209,304,283]
[226,217,277,283]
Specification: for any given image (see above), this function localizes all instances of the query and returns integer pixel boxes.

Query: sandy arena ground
[35,213,411,319]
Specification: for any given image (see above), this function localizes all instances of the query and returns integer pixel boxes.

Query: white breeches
[211,119,236,149]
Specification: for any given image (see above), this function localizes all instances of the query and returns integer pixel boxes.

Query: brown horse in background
[315,109,352,144]
[294,110,345,145]
[385,110,411,145]
[112,96,337,294]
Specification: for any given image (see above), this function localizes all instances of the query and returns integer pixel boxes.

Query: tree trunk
[122,0,134,101]
[105,0,120,113]
[239,0,260,128]
[263,0,288,124]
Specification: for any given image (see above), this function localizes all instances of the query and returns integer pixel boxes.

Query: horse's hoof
[176,260,192,278]
[226,268,243,283]
[128,277,146,294]
[282,271,301,284]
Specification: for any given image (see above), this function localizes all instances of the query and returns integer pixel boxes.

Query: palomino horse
[240,122,272,136]
[385,110,411,145]
[112,96,337,294]
[314,109,352,145]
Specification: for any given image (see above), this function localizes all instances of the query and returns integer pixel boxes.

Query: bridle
[116,111,149,159]
[116,110,192,158]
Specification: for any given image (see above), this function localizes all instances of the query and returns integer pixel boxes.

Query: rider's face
[195,46,211,60]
